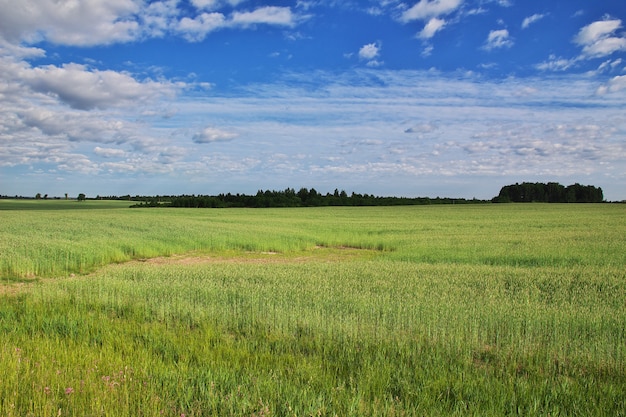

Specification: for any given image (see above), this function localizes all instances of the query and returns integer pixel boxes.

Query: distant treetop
[493,182,603,203]
[132,188,489,208]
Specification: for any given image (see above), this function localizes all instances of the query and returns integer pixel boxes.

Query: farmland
[1,201,625,416]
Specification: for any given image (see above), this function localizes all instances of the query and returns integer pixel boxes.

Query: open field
[1,202,625,415]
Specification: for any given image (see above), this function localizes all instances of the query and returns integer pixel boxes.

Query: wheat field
[1,202,624,415]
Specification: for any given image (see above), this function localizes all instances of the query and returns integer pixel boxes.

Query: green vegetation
[0,199,132,211]
[1,201,625,416]
[494,182,604,203]
[161,188,488,208]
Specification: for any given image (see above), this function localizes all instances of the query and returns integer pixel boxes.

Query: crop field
[0,201,625,416]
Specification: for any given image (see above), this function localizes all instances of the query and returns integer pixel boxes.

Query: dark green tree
[494,182,603,203]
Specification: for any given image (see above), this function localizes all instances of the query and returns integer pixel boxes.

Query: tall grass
[2,203,624,279]
[2,260,624,415]
[1,202,625,415]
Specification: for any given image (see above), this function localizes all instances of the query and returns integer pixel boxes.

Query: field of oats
[1,200,625,416]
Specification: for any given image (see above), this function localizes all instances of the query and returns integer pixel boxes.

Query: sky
[0,0,625,200]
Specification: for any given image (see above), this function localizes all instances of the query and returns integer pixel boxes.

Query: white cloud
[191,0,221,10]
[359,43,381,60]
[535,55,576,72]
[0,39,46,59]
[175,6,300,40]
[94,147,127,158]
[421,44,434,57]
[419,17,446,39]
[574,19,621,46]
[18,108,126,142]
[0,47,189,182]
[574,19,626,59]
[484,29,513,50]
[366,60,384,68]
[192,127,238,143]
[597,58,623,74]
[0,0,141,46]
[358,42,384,67]
[596,75,626,95]
[538,19,626,72]
[19,63,180,110]
[400,0,462,22]
[177,12,226,41]
[522,13,545,29]
[230,6,297,28]
[0,1,301,47]
[141,0,180,38]
[581,37,626,59]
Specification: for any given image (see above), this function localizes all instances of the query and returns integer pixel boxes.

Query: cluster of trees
[134,188,488,208]
[23,193,84,201]
[493,182,603,203]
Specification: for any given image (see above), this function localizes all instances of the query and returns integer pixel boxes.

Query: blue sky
[1,0,625,200]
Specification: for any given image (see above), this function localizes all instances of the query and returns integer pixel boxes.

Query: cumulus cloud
[357,42,384,67]
[177,12,226,41]
[175,6,300,41]
[0,96,173,177]
[0,45,188,181]
[400,0,462,23]
[0,1,302,46]
[575,19,621,46]
[538,19,626,72]
[522,13,546,29]
[140,0,180,38]
[596,75,626,95]
[0,0,140,46]
[17,107,133,144]
[419,17,447,39]
[574,19,626,59]
[359,43,381,60]
[231,6,298,28]
[18,63,180,110]
[192,127,238,143]
[0,39,45,59]
[483,29,513,50]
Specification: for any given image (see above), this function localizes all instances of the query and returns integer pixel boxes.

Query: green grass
[0,199,133,210]
[0,202,625,415]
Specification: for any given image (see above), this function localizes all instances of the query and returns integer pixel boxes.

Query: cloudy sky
[1,0,625,200]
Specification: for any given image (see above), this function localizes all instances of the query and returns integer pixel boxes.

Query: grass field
[1,201,625,416]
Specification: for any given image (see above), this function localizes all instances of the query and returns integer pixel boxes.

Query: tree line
[4,182,607,207]
[492,182,603,203]
[132,188,488,208]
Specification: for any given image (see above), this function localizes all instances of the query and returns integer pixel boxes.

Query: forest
[133,188,488,208]
[493,182,604,203]
[2,182,606,207]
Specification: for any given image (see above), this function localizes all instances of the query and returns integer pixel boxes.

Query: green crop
[0,202,624,415]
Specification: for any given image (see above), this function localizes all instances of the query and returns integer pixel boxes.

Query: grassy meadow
[0,201,625,416]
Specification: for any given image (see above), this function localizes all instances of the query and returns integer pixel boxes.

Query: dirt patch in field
[0,281,36,296]
[131,246,377,267]
[0,246,381,296]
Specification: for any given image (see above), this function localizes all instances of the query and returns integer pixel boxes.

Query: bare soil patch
[133,245,377,266]
[1,246,380,296]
